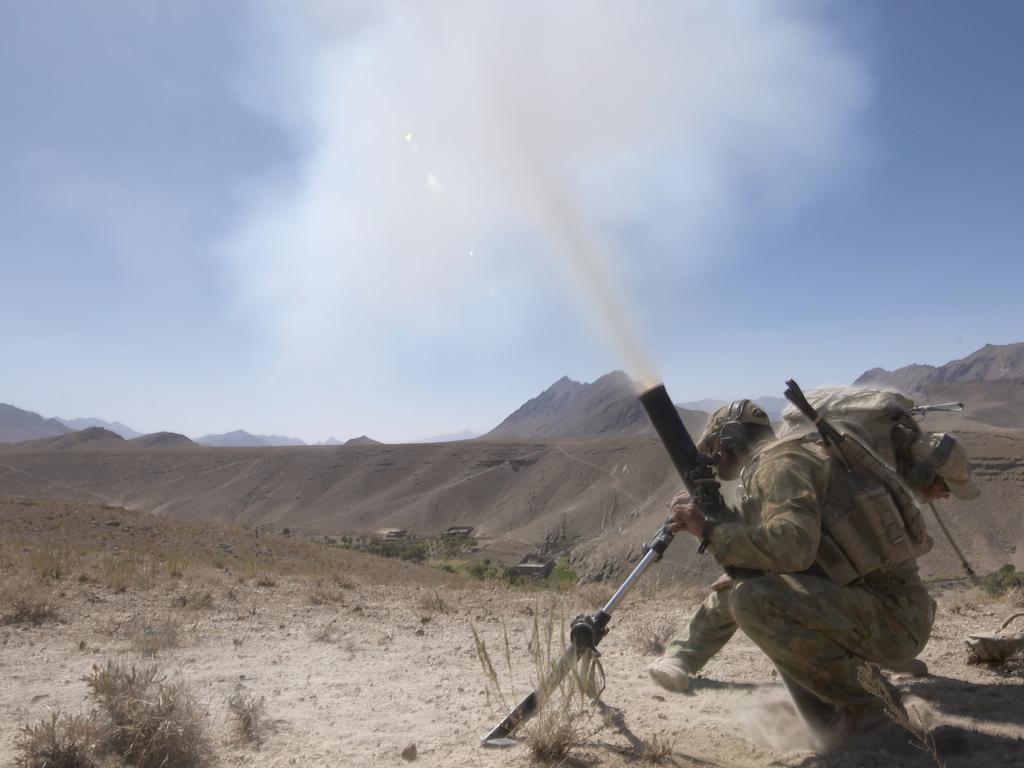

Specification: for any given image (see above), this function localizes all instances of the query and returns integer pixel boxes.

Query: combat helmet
[698,399,772,454]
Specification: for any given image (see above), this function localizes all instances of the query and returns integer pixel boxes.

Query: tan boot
[647,656,691,693]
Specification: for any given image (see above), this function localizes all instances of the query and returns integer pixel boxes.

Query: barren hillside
[1,497,1022,768]
[0,403,71,444]
[1,428,1020,587]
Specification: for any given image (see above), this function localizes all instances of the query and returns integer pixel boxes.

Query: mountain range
[59,417,141,439]
[1,340,1022,586]
[4,340,1023,446]
[855,342,1024,389]
[855,342,1024,429]
[0,403,72,444]
[195,430,309,448]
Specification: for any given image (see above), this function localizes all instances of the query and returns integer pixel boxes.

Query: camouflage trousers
[665,572,935,709]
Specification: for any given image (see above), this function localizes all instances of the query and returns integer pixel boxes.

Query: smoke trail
[226,1,867,392]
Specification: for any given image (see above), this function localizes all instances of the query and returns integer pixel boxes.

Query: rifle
[481,383,730,746]
[908,401,964,418]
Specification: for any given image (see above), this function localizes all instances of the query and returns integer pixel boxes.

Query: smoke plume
[225,1,868,389]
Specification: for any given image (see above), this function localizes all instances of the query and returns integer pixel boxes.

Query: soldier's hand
[668,490,705,540]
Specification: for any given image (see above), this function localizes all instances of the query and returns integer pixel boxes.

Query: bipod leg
[480,644,577,747]
[479,523,673,746]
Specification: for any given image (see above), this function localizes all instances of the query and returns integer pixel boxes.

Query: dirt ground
[2,499,1023,767]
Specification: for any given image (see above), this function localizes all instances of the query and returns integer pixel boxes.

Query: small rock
[401,743,417,761]
[414,627,424,636]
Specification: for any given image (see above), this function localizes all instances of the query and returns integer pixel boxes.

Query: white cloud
[223,1,869,384]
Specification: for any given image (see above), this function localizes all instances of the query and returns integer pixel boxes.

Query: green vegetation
[547,557,577,589]
[980,565,1024,597]
[336,534,578,589]
[337,535,430,563]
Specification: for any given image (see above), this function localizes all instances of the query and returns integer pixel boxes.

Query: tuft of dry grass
[29,547,75,581]
[99,555,156,593]
[13,712,99,768]
[622,618,679,659]
[472,608,602,763]
[312,624,337,643]
[171,588,214,610]
[639,732,675,764]
[857,663,943,767]
[628,618,677,657]
[331,572,356,589]
[307,579,347,606]
[416,589,446,623]
[1,578,58,626]
[574,581,615,610]
[161,553,191,579]
[227,689,267,747]
[85,661,213,768]
[117,612,185,657]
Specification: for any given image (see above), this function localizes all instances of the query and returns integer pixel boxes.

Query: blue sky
[2,1,1022,442]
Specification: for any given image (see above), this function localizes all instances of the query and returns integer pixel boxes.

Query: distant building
[376,528,410,540]
[514,554,555,579]
[443,526,475,537]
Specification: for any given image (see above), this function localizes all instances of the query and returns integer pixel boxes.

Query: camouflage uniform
[667,439,935,709]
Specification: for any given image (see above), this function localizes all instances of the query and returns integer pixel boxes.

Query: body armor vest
[741,434,933,585]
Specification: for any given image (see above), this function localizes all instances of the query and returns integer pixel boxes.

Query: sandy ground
[3,559,1024,768]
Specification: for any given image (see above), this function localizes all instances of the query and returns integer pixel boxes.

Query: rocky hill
[344,436,381,445]
[12,426,125,451]
[130,432,197,449]
[856,342,1024,390]
[197,430,272,448]
[485,371,708,439]
[59,416,141,439]
[855,342,1024,429]
[0,403,71,444]
[197,430,308,447]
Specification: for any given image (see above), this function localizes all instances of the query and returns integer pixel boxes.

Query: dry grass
[574,581,615,609]
[312,624,337,643]
[116,612,185,657]
[227,689,267,746]
[472,609,602,764]
[0,498,456,593]
[161,552,191,579]
[29,547,76,580]
[307,578,348,606]
[627,618,677,657]
[13,712,99,768]
[857,663,943,767]
[416,589,446,623]
[85,661,213,768]
[171,587,215,610]
[639,732,676,764]
[99,555,156,593]
[1,578,58,626]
